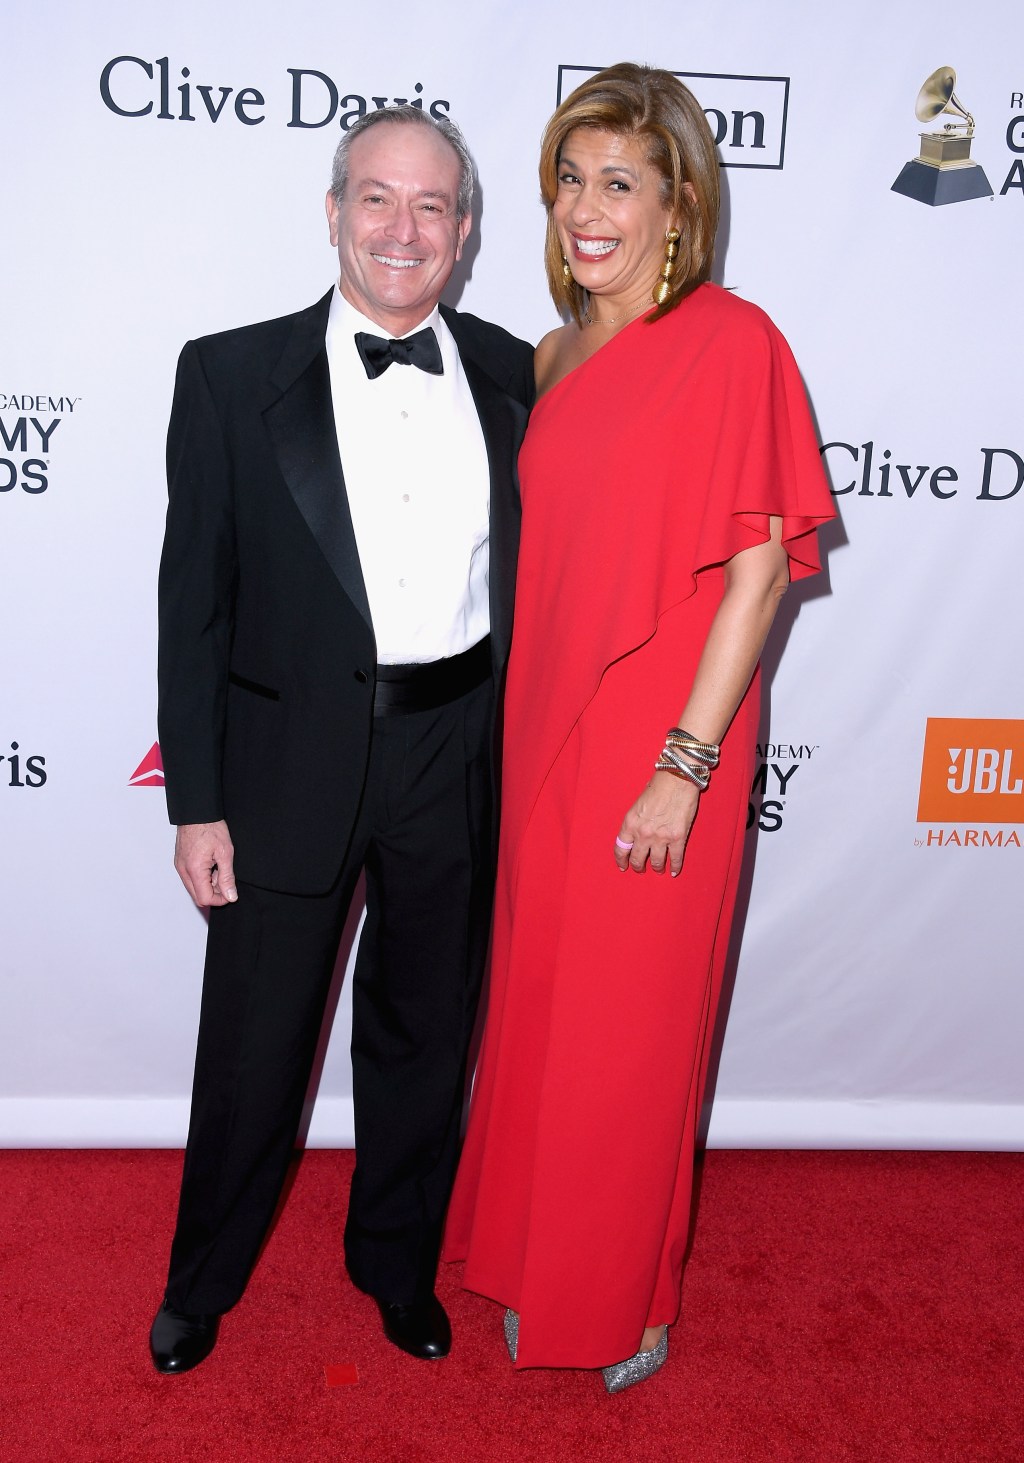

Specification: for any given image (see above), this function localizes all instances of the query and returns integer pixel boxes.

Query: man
[150,107,533,1374]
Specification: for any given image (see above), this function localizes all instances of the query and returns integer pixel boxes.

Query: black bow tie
[354,327,444,380]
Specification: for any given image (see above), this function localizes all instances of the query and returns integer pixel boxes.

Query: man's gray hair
[329,107,475,221]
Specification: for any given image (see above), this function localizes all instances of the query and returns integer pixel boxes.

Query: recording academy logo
[747,740,818,834]
[889,68,1024,202]
[129,742,164,788]
[892,66,993,206]
[99,56,451,129]
[556,66,788,169]
[1,393,80,497]
[915,718,1024,849]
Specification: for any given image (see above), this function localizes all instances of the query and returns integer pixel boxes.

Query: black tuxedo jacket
[157,289,533,895]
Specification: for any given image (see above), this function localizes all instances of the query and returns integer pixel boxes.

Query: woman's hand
[611,517,790,879]
[614,771,702,877]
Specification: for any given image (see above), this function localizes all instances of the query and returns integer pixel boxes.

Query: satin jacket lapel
[444,309,526,674]
[262,291,372,630]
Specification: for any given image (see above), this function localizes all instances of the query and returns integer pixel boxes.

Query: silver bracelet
[665,727,720,768]
[655,745,711,791]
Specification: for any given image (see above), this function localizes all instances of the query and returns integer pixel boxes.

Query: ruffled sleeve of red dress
[683,287,834,582]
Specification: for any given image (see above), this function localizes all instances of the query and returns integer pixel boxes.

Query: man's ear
[325,190,340,246]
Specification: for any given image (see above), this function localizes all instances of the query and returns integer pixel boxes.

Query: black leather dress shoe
[376,1295,451,1359]
[149,1298,220,1374]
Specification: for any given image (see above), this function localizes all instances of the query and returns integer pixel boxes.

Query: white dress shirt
[325,288,491,664]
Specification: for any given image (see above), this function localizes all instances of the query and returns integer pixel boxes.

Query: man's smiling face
[326,122,470,336]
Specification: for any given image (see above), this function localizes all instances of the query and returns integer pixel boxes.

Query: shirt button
[402,494,410,503]
[398,578,406,588]
[400,410,409,419]
[353,669,369,684]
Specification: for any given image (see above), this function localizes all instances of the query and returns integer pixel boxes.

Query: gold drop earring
[652,229,680,306]
[562,255,573,282]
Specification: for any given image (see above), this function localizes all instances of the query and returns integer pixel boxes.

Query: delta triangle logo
[129,741,164,788]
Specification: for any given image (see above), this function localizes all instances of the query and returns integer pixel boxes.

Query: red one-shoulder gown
[444,284,835,1369]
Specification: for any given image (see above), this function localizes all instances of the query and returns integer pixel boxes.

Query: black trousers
[164,679,494,1314]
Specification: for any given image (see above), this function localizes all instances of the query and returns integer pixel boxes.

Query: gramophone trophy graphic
[891,66,993,206]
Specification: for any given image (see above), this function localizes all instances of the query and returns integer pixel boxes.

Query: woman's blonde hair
[539,62,720,325]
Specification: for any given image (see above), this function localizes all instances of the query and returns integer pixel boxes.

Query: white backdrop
[2,1,1021,1149]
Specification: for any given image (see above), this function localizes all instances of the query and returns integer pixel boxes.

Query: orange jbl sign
[918,719,1024,823]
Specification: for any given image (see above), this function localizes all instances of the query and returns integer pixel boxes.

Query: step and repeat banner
[2,2,1021,1148]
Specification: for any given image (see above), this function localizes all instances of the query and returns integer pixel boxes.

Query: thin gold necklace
[583,296,652,327]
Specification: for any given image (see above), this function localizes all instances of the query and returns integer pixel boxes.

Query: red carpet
[4,1149,1022,1462]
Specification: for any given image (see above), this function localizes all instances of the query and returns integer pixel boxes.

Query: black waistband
[373,637,492,717]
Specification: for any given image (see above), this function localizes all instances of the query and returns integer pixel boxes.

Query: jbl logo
[918,720,1024,822]
[946,747,1022,796]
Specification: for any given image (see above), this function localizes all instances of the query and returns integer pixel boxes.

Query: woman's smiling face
[553,128,676,304]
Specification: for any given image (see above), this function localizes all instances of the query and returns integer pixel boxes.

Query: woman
[443,63,835,1391]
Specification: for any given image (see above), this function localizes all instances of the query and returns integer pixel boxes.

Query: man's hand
[174,821,238,907]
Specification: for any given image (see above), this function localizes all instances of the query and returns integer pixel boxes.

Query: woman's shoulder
[534,322,581,397]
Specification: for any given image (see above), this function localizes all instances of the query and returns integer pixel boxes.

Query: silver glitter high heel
[601,1328,668,1394]
[503,1308,519,1361]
